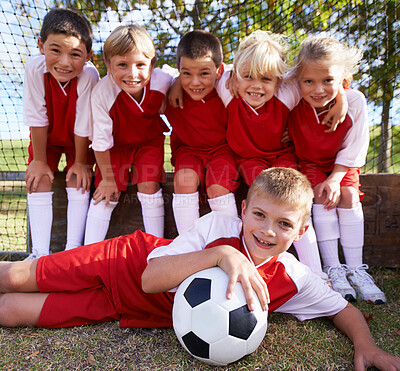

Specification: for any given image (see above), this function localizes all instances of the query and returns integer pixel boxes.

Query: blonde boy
[84,25,172,243]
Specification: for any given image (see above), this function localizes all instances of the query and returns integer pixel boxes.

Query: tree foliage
[55,0,399,171]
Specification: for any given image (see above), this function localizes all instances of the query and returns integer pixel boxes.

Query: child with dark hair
[165,30,239,233]
[24,8,99,258]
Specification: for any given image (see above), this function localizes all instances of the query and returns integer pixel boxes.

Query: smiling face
[235,71,281,109]
[38,33,92,83]
[299,62,345,113]
[241,192,307,265]
[106,50,153,102]
[179,56,223,101]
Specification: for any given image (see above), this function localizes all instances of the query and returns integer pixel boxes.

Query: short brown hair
[40,8,93,53]
[176,30,223,69]
[247,168,313,226]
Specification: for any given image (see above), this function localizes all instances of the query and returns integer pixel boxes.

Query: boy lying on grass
[0,167,399,370]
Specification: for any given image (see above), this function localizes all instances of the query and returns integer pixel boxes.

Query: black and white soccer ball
[172,267,268,366]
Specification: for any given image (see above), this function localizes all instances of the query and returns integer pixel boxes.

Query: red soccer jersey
[91,72,170,152]
[44,73,77,148]
[226,96,294,160]
[288,99,353,172]
[165,89,229,156]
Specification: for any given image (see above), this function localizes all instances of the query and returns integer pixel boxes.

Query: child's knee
[207,184,230,199]
[174,169,199,193]
[0,262,32,292]
[338,187,359,208]
[137,181,160,194]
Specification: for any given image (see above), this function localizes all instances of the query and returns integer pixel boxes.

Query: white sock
[172,192,199,234]
[27,192,53,256]
[337,204,364,269]
[312,204,341,268]
[292,219,324,276]
[137,189,165,238]
[65,188,90,250]
[84,198,118,245]
[207,192,238,217]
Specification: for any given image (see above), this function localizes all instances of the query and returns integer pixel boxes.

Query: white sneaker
[347,264,386,305]
[24,253,38,261]
[324,265,356,302]
[24,252,47,261]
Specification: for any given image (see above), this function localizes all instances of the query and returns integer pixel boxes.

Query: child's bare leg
[0,292,48,327]
[174,169,199,194]
[0,260,39,292]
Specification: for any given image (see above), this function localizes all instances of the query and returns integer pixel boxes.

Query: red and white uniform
[288,89,369,189]
[217,72,301,185]
[149,212,347,320]
[24,54,99,170]
[91,68,172,189]
[165,89,238,192]
[36,212,346,329]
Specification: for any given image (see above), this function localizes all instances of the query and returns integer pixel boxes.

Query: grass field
[0,266,398,369]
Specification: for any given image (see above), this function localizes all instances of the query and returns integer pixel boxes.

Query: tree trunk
[378,97,392,173]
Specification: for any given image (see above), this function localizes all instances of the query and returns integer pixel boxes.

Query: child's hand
[216,246,269,312]
[226,71,239,98]
[93,179,120,205]
[321,85,348,133]
[168,76,184,109]
[314,179,341,210]
[354,345,400,371]
[281,127,291,144]
[25,160,54,193]
[66,162,92,192]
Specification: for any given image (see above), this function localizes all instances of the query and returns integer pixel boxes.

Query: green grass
[0,267,398,369]
[0,181,27,251]
[363,125,400,173]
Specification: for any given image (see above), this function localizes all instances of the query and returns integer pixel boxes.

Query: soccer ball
[172,267,268,366]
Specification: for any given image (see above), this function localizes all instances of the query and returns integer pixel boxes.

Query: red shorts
[36,231,174,328]
[173,145,239,192]
[300,164,364,201]
[237,152,297,186]
[94,137,165,191]
[28,142,95,173]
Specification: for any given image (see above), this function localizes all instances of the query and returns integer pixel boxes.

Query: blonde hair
[247,167,313,226]
[234,30,290,81]
[103,24,156,66]
[294,35,363,87]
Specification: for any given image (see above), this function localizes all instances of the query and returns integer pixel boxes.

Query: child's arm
[330,303,400,370]
[167,76,184,109]
[314,164,348,210]
[25,126,54,193]
[321,85,348,132]
[65,135,92,192]
[92,150,119,205]
[142,244,269,312]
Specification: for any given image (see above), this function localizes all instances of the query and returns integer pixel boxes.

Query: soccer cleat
[347,264,387,305]
[324,265,356,302]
